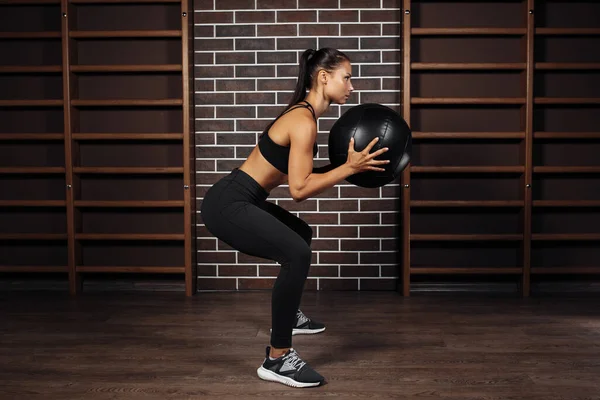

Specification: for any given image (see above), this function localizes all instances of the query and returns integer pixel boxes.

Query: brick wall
[194,0,402,291]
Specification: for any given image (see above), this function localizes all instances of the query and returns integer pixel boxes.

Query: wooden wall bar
[0,0,196,296]
[401,0,600,296]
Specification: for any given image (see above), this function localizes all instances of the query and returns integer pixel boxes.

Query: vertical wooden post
[400,0,412,296]
[61,0,79,295]
[181,0,196,296]
[522,0,535,297]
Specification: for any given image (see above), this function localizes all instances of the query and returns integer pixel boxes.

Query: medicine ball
[328,103,412,188]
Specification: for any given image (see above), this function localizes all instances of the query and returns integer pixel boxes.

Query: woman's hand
[345,137,390,173]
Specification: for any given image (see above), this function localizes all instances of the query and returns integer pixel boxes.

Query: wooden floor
[1,290,600,400]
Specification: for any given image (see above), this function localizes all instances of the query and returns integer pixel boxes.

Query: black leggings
[200,168,313,348]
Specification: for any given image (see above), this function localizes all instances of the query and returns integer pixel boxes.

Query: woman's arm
[312,164,335,174]
[288,115,390,202]
[287,117,354,202]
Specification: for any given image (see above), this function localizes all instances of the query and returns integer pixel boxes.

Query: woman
[200,48,390,388]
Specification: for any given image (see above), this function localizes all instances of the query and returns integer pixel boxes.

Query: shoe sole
[293,327,326,335]
[257,366,322,388]
[269,327,326,336]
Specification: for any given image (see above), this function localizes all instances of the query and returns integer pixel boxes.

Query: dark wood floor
[1,290,600,399]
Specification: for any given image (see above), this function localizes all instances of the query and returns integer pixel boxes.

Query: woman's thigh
[259,201,313,246]
[207,201,311,265]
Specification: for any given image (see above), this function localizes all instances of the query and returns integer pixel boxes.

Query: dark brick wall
[194,0,402,291]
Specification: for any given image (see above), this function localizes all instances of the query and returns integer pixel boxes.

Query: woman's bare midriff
[238,146,288,193]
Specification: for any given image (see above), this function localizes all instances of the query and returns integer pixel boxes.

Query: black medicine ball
[328,103,412,188]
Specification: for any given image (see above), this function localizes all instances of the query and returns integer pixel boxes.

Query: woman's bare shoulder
[271,107,316,145]
[287,112,317,145]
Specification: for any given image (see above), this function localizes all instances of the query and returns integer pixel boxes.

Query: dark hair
[259,48,350,138]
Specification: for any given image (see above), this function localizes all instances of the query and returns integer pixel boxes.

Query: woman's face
[323,60,354,104]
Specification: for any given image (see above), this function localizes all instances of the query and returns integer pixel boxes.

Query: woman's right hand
[345,137,390,173]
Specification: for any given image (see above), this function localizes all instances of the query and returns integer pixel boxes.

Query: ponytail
[259,48,349,139]
[287,48,316,108]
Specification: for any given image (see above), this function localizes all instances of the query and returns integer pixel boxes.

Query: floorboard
[1,291,599,399]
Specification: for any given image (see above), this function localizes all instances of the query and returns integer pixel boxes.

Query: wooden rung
[70,0,181,3]
[0,266,68,273]
[76,266,185,273]
[0,100,63,107]
[75,233,185,241]
[0,0,60,4]
[534,200,600,208]
[534,132,600,139]
[535,97,600,104]
[0,167,65,174]
[0,133,64,140]
[73,167,184,174]
[411,267,522,274]
[412,97,526,105]
[0,233,67,240]
[412,28,526,36]
[410,234,522,241]
[0,200,66,207]
[71,64,183,72]
[74,200,184,208]
[411,166,524,173]
[69,30,182,38]
[533,166,600,174]
[531,267,600,274]
[71,99,183,107]
[411,200,524,208]
[71,133,183,140]
[0,32,61,39]
[412,131,525,139]
[0,66,62,73]
[536,63,600,70]
[533,234,600,241]
[411,63,526,70]
[535,28,600,35]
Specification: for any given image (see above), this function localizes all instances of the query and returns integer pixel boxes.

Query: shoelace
[296,310,309,326]
[282,350,307,371]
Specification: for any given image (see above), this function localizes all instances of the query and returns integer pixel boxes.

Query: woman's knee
[283,240,312,271]
[299,221,313,246]
[299,242,312,264]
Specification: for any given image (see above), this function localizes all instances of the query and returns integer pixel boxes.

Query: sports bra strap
[280,101,317,123]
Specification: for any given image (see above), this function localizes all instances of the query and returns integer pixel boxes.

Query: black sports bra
[258,101,318,174]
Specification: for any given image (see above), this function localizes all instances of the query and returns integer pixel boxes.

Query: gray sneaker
[270,309,326,336]
[257,346,325,388]
[293,309,326,335]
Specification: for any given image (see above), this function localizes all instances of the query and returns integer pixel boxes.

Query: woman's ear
[318,69,328,85]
